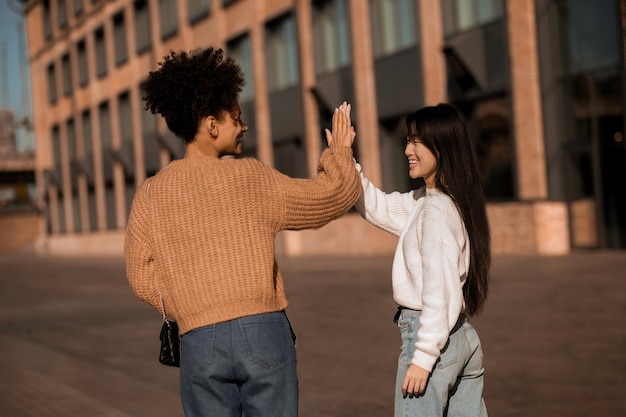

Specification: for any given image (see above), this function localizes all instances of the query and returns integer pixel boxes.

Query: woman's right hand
[325,102,355,148]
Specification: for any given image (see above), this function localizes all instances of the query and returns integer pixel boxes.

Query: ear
[203,115,216,130]
[204,116,219,139]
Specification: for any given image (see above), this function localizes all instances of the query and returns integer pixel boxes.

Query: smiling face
[405,135,438,187]
[215,104,248,157]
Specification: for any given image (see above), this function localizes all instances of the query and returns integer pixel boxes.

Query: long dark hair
[406,103,491,316]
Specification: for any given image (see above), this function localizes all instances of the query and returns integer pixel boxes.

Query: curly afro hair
[143,48,245,144]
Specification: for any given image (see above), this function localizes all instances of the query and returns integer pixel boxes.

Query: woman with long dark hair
[348,101,490,416]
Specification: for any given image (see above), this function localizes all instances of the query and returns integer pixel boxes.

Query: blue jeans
[394,309,488,417]
[179,311,298,417]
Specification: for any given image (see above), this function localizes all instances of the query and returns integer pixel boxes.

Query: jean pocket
[436,334,459,369]
[180,325,215,377]
[239,316,294,369]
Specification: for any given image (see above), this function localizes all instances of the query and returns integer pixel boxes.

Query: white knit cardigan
[354,162,470,371]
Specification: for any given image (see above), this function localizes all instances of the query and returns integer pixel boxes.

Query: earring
[210,127,218,140]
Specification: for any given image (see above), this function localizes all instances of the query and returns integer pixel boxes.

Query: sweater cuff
[328,146,354,159]
[412,350,439,372]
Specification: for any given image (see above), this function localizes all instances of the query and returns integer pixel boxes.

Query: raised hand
[325,101,356,148]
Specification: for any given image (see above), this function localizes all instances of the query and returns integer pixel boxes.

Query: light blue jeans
[395,309,488,417]
[179,311,298,417]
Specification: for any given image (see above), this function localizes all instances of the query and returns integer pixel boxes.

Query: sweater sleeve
[354,161,416,237]
[275,146,361,231]
[411,201,465,371]
[124,179,160,313]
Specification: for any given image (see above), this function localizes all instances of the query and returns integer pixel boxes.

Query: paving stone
[0,251,624,416]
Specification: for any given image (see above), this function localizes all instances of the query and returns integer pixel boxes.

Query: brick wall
[506,0,548,200]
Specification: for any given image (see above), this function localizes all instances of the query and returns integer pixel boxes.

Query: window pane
[67,118,76,159]
[134,0,152,53]
[52,125,62,174]
[188,0,210,23]
[58,0,68,28]
[159,0,179,39]
[77,39,88,86]
[567,0,620,73]
[74,0,84,15]
[82,110,93,168]
[47,63,57,103]
[313,0,352,74]
[396,0,417,49]
[95,27,107,77]
[98,102,112,182]
[113,12,128,66]
[227,34,254,101]
[62,53,72,96]
[370,0,417,56]
[43,0,52,39]
[266,13,300,91]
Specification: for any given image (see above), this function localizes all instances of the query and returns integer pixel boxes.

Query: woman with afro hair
[125,48,360,417]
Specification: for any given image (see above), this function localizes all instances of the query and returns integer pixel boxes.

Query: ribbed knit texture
[354,162,469,372]
[125,147,360,334]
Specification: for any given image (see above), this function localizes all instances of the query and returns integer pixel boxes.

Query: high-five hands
[324,101,356,148]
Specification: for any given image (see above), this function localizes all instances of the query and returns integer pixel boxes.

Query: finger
[331,108,339,133]
[324,128,332,146]
[418,379,426,395]
[402,375,411,397]
[334,107,346,133]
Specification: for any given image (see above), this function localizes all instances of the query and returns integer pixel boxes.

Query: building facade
[22,0,626,256]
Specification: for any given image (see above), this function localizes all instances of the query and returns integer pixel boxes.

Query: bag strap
[145,179,170,323]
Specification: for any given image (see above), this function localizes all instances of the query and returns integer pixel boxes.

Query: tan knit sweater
[125,147,360,334]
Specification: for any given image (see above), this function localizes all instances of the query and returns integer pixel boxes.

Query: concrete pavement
[0,250,625,416]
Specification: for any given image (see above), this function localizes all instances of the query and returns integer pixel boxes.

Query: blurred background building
[14,0,626,256]
[0,0,37,253]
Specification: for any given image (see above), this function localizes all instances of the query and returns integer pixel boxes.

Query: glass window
[51,125,62,175]
[61,53,72,96]
[312,0,351,75]
[81,109,93,164]
[58,0,68,28]
[74,0,84,15]
[83,109,97,231]
[47,63,57,103]
[567,0,620,74]
[98,101,113,182]
[118,91,134,178]
[113,11,128,66]
[227,33,254,102]
[370,0,418,57]
[77,39,88,87]
[134,0,152,53]
[560,0,625,248]
[118,92,132,143]
[43,0,52,39]
[265,13,300,92]
[98,101,116,229]
[442,0,503,36]
[66,118,78,187]
[159,0,179,39]
[188,0,210,24]
[94,27,108,77]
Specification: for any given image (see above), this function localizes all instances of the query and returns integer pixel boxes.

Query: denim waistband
[393,306,467,335]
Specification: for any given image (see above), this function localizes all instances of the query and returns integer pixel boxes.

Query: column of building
[506,0,569,254]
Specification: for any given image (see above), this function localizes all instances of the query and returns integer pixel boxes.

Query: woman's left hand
[402,364,430,397]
